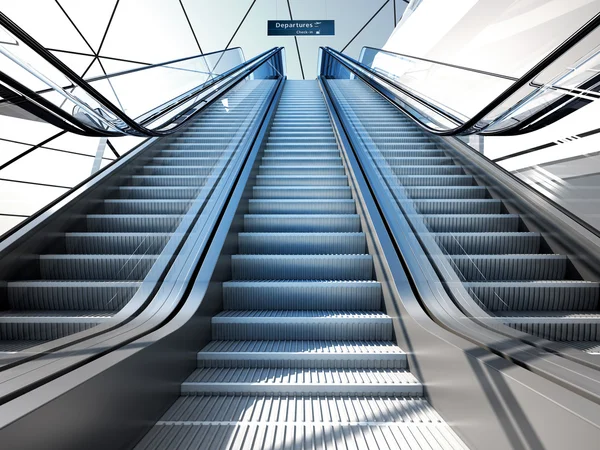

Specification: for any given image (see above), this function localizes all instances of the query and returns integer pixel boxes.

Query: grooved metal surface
[329,79,600,348]
[137,80,467,450]
[1,81,274,344]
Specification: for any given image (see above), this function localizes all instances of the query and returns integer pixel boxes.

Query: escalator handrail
[0,12,281,136]
[319,11,600,136]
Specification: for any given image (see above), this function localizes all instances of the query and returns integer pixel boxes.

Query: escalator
[134,80,468,450]
[328,79,600,351]
[2,17,600,449]
[0,80,274,362]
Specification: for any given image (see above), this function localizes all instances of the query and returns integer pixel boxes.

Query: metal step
[134,396,467,450]
[414,199,502,215]
[463,281,599,311]
[7,281,141,310]
[252,186,352,199]
[231,254,373,280]
[422,214,520,232]
[248,199,355,214]
[103,199,191,215]
[404,186,488,199]
[243,214,360,232]
[255,175,348,186]
[497,311,600,341]
[451,254,568,281]
[38,255,157,280]
[435,232,541,255]
[116,186,201,199]
[223,280,381,310]
[197,340,406,368]
[64,232,172,254]
[181,367,422,395]
[258,165,345,175]
[238,232,365,255]
[211,311,391,340]
[86,214,181,232]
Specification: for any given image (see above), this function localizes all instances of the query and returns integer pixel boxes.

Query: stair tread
[200,340,405,355]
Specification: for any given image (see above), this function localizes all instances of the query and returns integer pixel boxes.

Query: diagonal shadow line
[54,0,96,55]
[341,0,390,53]
[286,0,305,80]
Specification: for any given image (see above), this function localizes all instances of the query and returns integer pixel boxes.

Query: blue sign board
[268,20,335,36]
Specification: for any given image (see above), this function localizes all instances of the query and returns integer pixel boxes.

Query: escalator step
[390,165,464,176]
[414,199,502,214]
[255,175,348,186]
[197,340,406,368]
[258,165,346,175]
[463,281,599,311]
[261,157,342,166]
[451,254,568,281]
[252,186,352,199]
[435,232,541,254]
[7,281,141,310]
[103,199,192,215]
[223,280,381,310]
[404,186,488,199]
[396,175,473,187]
[422,214,520,232]
[180,367,421,395]
[211,310,391,340]
[117,186,201,199]
[237,232,365,255]
[231,254,373,280]
[248,199,355,214]
[244,214,360,232]
[64,232,172,254]
[86,214,182,232]
[39,255,157,281]
[129,175,208,187]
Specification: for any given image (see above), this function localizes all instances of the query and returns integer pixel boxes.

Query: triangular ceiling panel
[2,2,91,53]
[229,0,303,79]
[99,0,199,63]
[182,0,254,53]
[342,1,395,59]
[295,0,395,80]
[57,0,119,53]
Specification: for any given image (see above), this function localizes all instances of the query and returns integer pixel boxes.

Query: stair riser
[223,282,381,310]
[467,285,599,311]
[243,215,360,232]
[248,200,355,214]
[64,234,171,255]
[252,188,352,200]
[211,321,392,340]
[39,258,155,281]
[7,285,138,311]
[436,235,541,255]
[231,256,373,280]
[237,233,365,255]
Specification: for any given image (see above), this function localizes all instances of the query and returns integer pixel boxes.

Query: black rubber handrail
[0,12,281,137]
[319,11,600,136]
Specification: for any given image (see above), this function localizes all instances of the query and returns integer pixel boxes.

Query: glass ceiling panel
[1,1,91,53]
[99,0,199,63]
[57,0,118,52]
